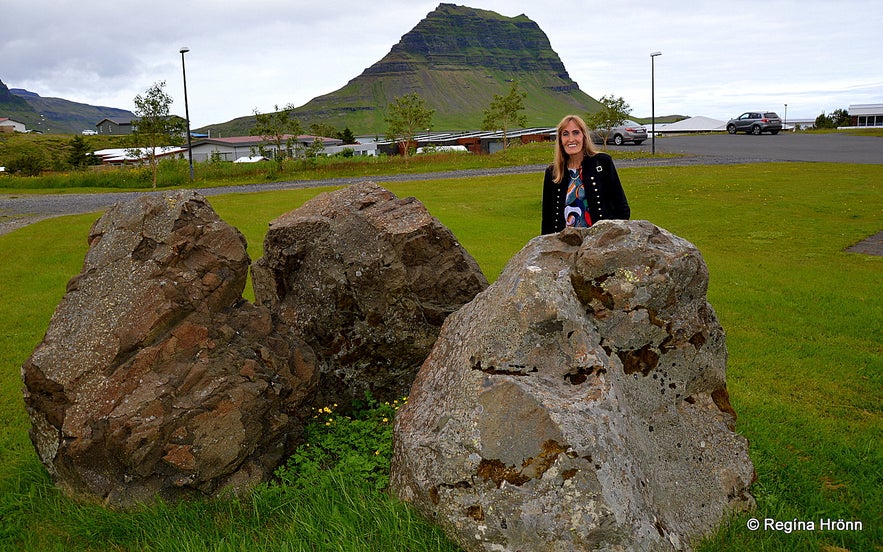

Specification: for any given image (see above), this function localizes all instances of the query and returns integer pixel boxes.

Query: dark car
[726,112,782,135]
[592,120,648,145]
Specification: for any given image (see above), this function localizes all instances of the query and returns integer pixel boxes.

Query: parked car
[81,129,98,135]
[591,120,648,145]
[726,112,782,135]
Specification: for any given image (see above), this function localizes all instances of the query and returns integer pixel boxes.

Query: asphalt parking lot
[616,132,883,164]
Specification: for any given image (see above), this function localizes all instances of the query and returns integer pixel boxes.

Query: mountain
[201,3,603,136]
[0,79,38,125]
[0,80,135,135]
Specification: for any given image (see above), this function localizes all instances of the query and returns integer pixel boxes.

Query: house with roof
[0,117,27,133]
[96,118,135,135]
[189,134,349,162]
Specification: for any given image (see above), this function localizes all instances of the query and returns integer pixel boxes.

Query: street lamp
[784,103,788,130]
[179,46,194,182]
[650,51,662,155]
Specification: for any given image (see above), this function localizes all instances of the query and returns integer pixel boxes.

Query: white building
[189,134,362,162]
[0,117,27,133]
[848,103,883,127]
[93,147,188,165]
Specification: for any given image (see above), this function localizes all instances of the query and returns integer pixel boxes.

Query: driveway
[616,132,883,164]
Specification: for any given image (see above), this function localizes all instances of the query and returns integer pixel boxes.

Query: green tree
[308,123,339,140]
[339,126,356,144]
[385,93,434,157]
[814,109,851,129]
[831,108,850,127]
[814,113,832,129]
[129,81,185,188]
[302,137,326,165]
[251,103,302,166]
[67,135,97,169]
[482,80,528,150]
[585,94,632,147]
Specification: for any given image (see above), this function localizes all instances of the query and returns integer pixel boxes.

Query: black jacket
[541,152,630,235]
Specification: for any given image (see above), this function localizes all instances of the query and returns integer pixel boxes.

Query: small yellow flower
[374,450,380,455]
[383,418,389,423]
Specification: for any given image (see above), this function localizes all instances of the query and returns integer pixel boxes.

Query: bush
[5,152,47,176]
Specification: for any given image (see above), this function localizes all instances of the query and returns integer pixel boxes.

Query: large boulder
[252,182,488,408]
[391,221,755,552]
[22,191,317,507]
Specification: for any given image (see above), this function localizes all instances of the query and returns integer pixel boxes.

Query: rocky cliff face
[287,3,600,134]
[366,3,571,77]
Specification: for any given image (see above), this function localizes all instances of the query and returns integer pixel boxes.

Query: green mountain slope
[0,81,135,135]
[0,80,38,127]
[201,4,603,136]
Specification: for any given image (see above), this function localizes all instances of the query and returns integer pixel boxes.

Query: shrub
[5,151,47,176]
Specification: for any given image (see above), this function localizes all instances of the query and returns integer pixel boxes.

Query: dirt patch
[0,215,56,237]
[845,230,883,256]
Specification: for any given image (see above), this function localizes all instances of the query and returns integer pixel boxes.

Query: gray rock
[252,181,488,408]
[21,190,317,507]
[391,221,755,552]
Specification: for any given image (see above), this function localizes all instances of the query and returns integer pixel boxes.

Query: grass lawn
[0,162,880,551]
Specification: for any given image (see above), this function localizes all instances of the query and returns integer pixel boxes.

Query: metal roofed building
[653,116,727,134]
[188,134,347,162]
[847,103,883,127]
[93,146,188,165]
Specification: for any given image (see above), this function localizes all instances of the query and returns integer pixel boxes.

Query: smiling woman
[540,114,631,234]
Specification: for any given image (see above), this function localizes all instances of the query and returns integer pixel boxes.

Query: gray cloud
[4,0,881,127]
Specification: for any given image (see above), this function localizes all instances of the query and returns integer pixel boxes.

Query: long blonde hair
[552,115,598,183]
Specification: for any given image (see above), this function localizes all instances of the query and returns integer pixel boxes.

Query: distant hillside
[0,80,135,135]
[0,79,38,126]
[201,3,604,137]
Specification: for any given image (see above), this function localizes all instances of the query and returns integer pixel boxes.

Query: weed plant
[0,162,880,551]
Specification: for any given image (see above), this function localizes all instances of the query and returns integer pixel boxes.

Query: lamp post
[784,103,788,130]
[179,46,194,182]
[650,51,662,155]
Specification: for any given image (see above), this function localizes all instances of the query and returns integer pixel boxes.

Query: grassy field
[0,162,880,551]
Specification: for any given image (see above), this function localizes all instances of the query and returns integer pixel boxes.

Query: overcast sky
[4,1,881,129]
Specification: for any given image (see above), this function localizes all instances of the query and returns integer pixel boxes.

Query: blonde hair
[552,115,598,183]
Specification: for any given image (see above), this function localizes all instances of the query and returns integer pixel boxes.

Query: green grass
[0,163,880,551]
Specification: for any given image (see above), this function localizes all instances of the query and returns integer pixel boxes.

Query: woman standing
[541,115,630,234]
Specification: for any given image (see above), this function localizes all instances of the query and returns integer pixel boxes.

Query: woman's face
[560,120,584,157]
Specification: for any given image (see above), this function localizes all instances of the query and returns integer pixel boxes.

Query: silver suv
[726,112,782,135]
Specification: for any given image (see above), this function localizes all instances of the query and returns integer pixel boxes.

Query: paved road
[1,133,880,236]
[645,132,883,164]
